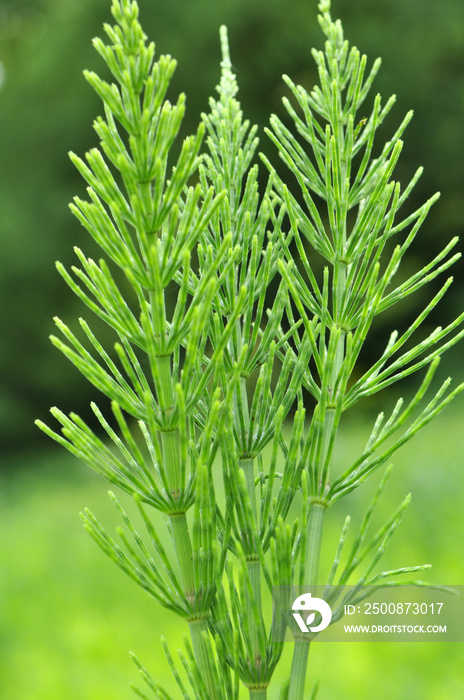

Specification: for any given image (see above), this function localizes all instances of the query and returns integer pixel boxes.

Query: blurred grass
[1,400,463,699]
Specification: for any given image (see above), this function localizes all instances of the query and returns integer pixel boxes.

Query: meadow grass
[2,402,463,699]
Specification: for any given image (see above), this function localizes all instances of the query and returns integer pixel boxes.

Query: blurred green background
[0,0,463,697]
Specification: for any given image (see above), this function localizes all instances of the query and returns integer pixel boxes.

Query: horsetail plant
[37,0,464,698]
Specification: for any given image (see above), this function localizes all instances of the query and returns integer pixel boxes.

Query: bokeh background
[0,0,463,698]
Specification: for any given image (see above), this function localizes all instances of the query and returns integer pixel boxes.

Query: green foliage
[36,0,463,698]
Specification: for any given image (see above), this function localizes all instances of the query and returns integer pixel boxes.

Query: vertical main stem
[303,502,325,586]
[168,510,194,598]
[241,454,258,522]
[288,503,326,700]
[231,315,266,697]
[287,49,347,700]
[155,355,218,700]
[189,618,218,695]
[288,311,344,699]
[240,455,262,619]
[241,453,266,698]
